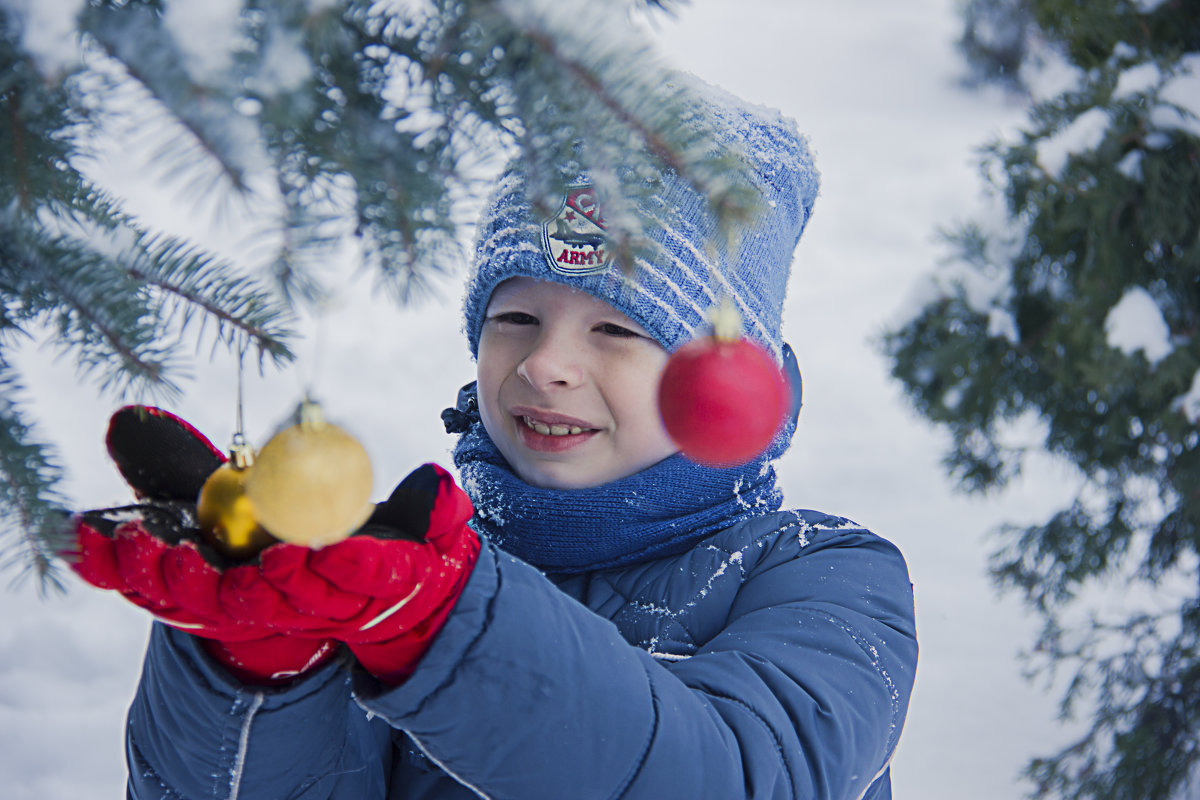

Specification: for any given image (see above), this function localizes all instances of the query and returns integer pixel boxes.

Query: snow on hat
[462,83,819,361]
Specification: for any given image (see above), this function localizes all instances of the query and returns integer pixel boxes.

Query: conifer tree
[1,0,757,589]
[884,1,1200,797]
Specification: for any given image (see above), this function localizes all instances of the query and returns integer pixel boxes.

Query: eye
[489,311,538,326]
[596,322,641,338]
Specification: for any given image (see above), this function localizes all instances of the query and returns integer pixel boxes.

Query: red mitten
[68,406,337,685]
[260,463,480,684]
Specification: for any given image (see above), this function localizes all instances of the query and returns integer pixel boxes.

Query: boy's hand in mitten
[258,463,481,685]
[68,406,338,685]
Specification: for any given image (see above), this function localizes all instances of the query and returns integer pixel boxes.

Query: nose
[516,330,584,390]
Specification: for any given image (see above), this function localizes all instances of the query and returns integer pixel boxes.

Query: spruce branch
[521,27,688,186]
[38,257,175,396]
[0,361,70,592]
[636,0,689,13]
[0,5,299,586]
[125,231,295,364]
[887,2,1200,797]
[79,3,253,194]
[6,84,31,209]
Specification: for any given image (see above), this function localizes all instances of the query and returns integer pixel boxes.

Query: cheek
[617,354,671,435]
[475,341,509,436]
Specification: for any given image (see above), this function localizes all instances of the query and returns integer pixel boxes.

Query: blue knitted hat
[463,82,819,361]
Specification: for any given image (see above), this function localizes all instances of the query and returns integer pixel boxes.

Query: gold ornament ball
[243,403,374,548]
[196,462,275,558]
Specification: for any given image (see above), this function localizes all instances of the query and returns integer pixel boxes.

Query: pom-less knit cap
[463,80,820,361]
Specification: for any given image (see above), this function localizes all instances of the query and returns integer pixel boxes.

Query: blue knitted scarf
[444,383,785,574]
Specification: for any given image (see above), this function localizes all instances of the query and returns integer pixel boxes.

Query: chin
[512,459,618,490]
[514,453,677,490]
[520,468,600,491]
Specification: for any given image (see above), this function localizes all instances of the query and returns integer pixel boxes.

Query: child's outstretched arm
[68,407,479,799]
[355,512,917,800]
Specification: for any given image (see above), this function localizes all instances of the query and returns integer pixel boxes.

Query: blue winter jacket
[126,508,917,799]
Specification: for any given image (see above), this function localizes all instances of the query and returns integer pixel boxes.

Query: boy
[72,87,917,799]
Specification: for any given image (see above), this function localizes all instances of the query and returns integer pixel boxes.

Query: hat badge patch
[542,185,612,276]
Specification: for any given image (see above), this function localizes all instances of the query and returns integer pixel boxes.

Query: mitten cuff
[201,635,338,686]
[348,551,476,685]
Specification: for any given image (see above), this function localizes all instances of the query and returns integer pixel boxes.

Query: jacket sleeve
[353,525,918,800]
[126,623,392,800]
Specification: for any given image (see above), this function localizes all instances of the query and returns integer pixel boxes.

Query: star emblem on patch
[541,184,612,276]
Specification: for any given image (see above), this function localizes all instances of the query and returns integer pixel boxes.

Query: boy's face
[476,277,679,489]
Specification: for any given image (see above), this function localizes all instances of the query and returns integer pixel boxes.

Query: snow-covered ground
[3,1,1089,797]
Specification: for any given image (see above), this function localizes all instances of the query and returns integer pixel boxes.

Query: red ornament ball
[657,335,789,467]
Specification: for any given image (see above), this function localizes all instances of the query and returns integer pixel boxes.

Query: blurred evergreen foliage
[0,0,761,589]
[886,1,1200,797]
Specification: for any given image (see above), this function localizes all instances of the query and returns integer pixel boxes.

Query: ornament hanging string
[231,337,252,468]
[298,296,336,405]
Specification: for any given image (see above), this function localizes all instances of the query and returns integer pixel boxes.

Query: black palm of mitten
[107,406,226,501]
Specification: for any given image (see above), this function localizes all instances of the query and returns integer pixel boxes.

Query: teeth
[524,417,584,436]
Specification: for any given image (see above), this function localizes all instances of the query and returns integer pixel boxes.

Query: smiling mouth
[521,416,592,437]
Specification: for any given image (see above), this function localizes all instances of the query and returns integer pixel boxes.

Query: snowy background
[1,0,1112,797]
